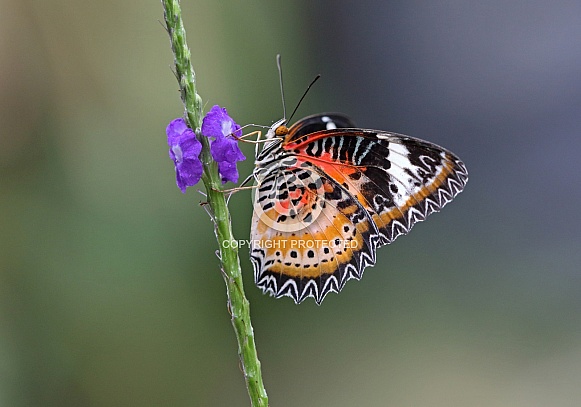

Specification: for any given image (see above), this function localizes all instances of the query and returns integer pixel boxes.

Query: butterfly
[249,113,468,304]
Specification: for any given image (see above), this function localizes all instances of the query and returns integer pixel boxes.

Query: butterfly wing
[284,129,468,246]
[250,158,380,304]
[251,116,468,304]
[284,112,356,141]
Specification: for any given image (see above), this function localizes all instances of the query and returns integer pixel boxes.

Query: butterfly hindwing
[250,158,379,304]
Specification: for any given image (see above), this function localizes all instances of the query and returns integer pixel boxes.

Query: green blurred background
[2,1,580,406]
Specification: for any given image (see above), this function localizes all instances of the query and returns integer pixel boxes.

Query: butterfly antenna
[277,54,287,120]
[287,74,321,124]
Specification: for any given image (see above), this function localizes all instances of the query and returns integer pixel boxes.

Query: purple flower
[211,134,245,163]
[201,105,245,184]
[201,105,242,139]
[215,160,240,185]
[167,118,203,193]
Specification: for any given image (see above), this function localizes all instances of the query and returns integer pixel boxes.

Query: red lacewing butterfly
[249,58,468,304]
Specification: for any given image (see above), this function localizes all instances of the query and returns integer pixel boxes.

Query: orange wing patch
[252,206,370,279]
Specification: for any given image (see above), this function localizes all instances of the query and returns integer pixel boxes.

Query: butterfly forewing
[285,129,468,244]
[251,114,468,303]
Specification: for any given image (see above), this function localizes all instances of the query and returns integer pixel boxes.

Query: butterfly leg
[232,130,263,143]
[223,185,259,205]
[210,173,260,204]
[232,130,279,145]
[219,184,259,194]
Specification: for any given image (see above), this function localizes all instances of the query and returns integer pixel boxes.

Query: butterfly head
[254,118,287,163]
[274,124,289,137]
[265,118,288,140]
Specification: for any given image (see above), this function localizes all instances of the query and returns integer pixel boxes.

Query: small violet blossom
[166,106,245,192]
[201,105,246,184]
[167,118,203,193]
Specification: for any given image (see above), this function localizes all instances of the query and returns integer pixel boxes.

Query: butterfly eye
[275,125,289,137]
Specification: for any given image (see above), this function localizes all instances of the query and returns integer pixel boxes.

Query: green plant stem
[161,1,268,406]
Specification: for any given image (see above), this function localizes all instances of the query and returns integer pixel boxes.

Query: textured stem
[161,1,268,406]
